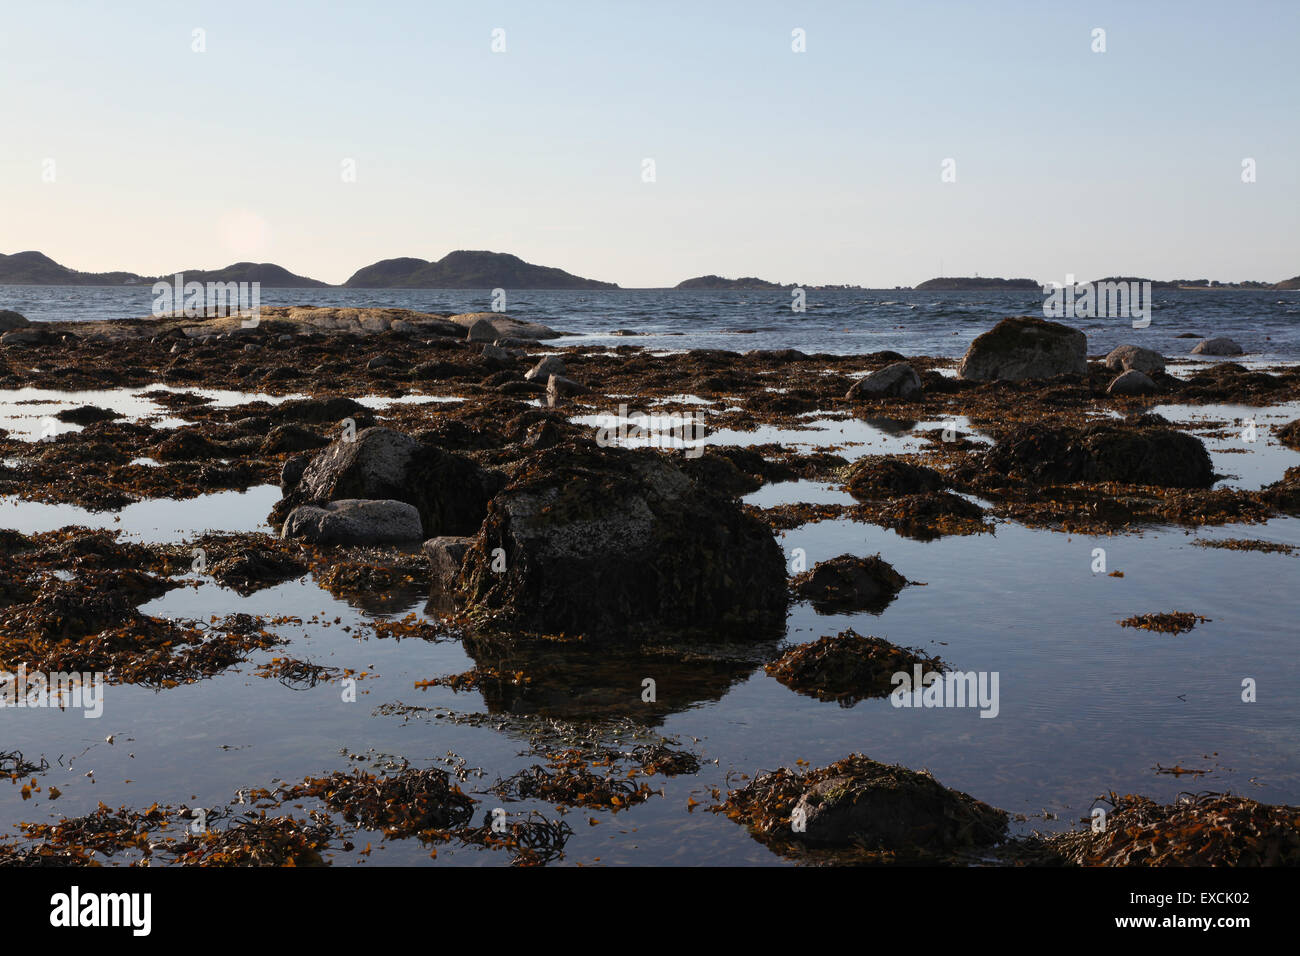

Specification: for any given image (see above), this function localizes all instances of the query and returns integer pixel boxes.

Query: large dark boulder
[457,442,787,639]
[984,416,1213,488]
[957,316,1087,381]
[278,427,501,537]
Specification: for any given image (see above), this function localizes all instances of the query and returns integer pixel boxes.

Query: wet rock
[281,499,424,545]
[261,424,331,455]
[546,374,591,406]
[879,491,988,539]
[1104,344,1165,374]
[280,453,311,492]
[450,311,562,341]
[765,629,945,705]
[791,554,907,611]
[524,355,566,381]
[1046,791,1300,866]
[546,373,588,396]
[745,348,808,361]
[0,310,30,332]
[679,448,765,497]
[457,443,788,639]
[1106,369,1158,396]
[284,426,500,537]
[466,318,498,342]
[844,456,945,499]
[54,405,122,425]
[721,753,1007,855]
[792,757,1006,849]
[151,430,227,462]
[272,396,371,426]
[845,362,922,400]
[481,343,515,362]
[423,536,474,590]
[985,418,1213,488]
[411,360,461,381]
[957,316,1087,381]
[1278,419,1300,451]
[1,326,59,347]
[497,380,547,396]
[209,547,308,594]
[1192,336,1243,356]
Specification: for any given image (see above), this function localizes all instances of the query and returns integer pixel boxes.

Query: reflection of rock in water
[460,628,781,721]
[857,416,918,436]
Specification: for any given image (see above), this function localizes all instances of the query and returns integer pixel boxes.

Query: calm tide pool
[2,401,1297,865]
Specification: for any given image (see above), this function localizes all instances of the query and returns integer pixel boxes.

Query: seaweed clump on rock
[983,415,1214,489]
[765,629,943,705]
[717,753,1007,862]
[843,456,946,499]
[457,441,788,640]
[791,554,907,612]
[1047,791,1300,866]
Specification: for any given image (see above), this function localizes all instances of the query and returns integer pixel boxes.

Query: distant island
[913,277,1040,291]
[344,250,618,289]
[916,275,1300,291]
[0,251,151,286]
[166,262,329,288]
[0,251,327,287]
[4,250,1297,291]
[676,275,789,290]
[675,275,864,290]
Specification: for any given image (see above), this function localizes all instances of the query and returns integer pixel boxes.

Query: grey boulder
[957,316,1087,381]
[524,355,567,381]
[1192,336,1244,356]
[281,499,423,545]
[1104,344,1165,374]
[845,362,922,400]
[423,536,474,590]
[281,426,500,537]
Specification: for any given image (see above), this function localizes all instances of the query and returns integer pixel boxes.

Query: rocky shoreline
[1,307,1298,865]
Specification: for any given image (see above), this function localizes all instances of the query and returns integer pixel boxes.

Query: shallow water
[3,391,1299,864]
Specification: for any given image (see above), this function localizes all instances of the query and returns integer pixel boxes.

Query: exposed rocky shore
[1,306,1297,865]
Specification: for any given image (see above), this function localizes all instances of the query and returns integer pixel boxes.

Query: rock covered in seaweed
[717,753,1007,858]
[983,415,1213,488]
[790,554,907,612]
[456,442,788,639]
[957,316,1087,382]
[765,629,942,704]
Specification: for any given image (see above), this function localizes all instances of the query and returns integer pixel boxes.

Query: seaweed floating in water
[284,765,476,838]
[1118,611,1210,635]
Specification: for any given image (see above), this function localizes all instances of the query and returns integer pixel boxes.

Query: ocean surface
[5,285,1300,362]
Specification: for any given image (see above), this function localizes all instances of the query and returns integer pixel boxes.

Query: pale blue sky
[1,0,1296,286]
